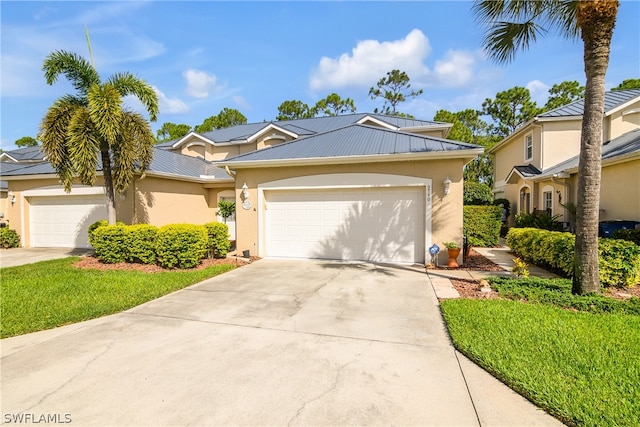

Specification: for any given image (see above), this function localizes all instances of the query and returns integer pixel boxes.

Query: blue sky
[2,1,639,151]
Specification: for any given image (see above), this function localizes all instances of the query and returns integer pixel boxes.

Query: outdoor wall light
[443,177,452,195]
[8,191,16,205]
[242,182,249,199]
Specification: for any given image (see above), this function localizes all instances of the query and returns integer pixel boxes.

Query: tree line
[14,74,638,148]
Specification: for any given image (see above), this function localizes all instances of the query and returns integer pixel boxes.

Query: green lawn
[1,257,237,338]
[441,278,640,427]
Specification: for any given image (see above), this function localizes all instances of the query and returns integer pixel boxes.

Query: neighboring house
[0,145,46,163]
[1,113,483,265]
[490,88,640,225]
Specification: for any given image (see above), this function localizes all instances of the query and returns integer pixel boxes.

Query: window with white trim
[543,191,553,214]
[524,133,533,161]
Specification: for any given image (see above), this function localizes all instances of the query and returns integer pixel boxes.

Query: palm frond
[42,51,100,97]
[87,83,123,147]
[107,72,159,122]
[67,108,100,186]
[474,0,579,64]
[112,111,155,193]
[545,1,580,38]
[38,98,84,191]
[484,20,546,63]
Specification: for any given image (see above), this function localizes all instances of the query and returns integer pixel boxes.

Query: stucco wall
[493,126,542,186]
[133,176,219,226]
[0,192,9,223]
[232,159,465,264]
[540,120,582,170]
[3,176,230,247]
[599,160,640,221]
[607,100,640,140]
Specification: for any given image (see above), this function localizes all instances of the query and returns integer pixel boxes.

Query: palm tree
[38,50,159,224]
[474,0,619,294]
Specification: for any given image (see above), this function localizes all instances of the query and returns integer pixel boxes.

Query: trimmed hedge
[463,182,493,205]
[613,229,640,246]
[463,205,502,247]
[124,224,158,264]
[156,224,208,269]
[506,227,640,288]
[204,222,231,259]
[91,225,128,263]
[90,222,232,268]
[88,219,125,247]
[0,227,20,248]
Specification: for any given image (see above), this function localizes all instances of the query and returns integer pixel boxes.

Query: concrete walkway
[430,242,559,299]
[0,247,93,268]
[1,258,562,426]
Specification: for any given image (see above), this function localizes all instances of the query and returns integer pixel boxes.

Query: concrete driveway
[0,247,93,268]
[1,259,561,426]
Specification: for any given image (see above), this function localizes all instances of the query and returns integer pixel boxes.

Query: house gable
[218,124,483,169]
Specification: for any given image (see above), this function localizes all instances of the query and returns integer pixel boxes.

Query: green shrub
[599,239,640,288]
[88,219,109,247]
[217,201,236,224]
[88,219,125,246]
[514,212,536,228]
[515,211,562,231]
[204,222,231,259]
[487,276,640,315]
[463,205,501,247]
[506,227,640,287]
[124,224,158,264]
[0,228,20,248]
[156,224,208,269]
[493,198,511,218]
[612,228,640,246]
[463,182,493,205]
[91,225,128,263]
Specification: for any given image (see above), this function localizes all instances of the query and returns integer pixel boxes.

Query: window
[520,187,531,214]
[543,191,553,214]
[524,133,533,161]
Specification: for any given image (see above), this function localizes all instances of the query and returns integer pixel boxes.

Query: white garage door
[265,187,425,264]
[30,195,108,248]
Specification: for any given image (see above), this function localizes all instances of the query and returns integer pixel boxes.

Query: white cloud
[309,29,480,93]
[526,80,550,105]
[152,87,189,114]
[431,50,476,87]
[123,88,189,116]
[183,69,218,98]
[310,29,431,91]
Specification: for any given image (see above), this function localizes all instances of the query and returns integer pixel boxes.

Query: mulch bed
[429,248,505,299]
[450,277,502,299]
[430,248,505,272]
[438,249,640,300]
[73,256,250,273]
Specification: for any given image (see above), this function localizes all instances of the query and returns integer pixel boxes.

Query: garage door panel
[30,195,108,248]
[265,188,425,264]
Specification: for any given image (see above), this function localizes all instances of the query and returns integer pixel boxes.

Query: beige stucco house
[1,113,483,265]
[490,88,640,226]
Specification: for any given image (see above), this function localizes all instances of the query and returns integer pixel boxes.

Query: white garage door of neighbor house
[265,187,425,264]
[30,195,108,248]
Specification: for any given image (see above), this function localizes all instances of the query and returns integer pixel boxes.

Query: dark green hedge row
[89,221,230,269]
[463,205,502,247]
[506,227,640,288]
[612,228,640,246]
